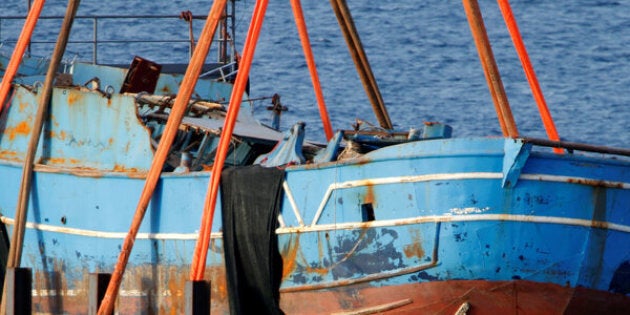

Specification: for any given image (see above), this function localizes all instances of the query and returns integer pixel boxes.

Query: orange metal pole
[97,1,228,314]
[463,0,518,137]
[0,0,46,114]
[290,0,333,141]
[190,0,269,281]
[497,0,563,153]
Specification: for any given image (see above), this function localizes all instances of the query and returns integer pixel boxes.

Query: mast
[329,0,393,130]
[463,0,519,137]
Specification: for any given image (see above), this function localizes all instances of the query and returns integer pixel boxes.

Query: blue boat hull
[1,119,629,313]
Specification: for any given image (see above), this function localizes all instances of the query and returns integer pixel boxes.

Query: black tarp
[221,165,285,315]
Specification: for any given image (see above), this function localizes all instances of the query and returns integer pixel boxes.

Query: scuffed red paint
[279,279,630,314]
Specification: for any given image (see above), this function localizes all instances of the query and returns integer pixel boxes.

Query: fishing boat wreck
[1,0,629,314]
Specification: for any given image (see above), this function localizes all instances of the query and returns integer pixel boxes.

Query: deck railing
[0,14,234,66]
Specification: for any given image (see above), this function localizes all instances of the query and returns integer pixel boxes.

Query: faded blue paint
[502,138,531,188]
[0,86,154,170]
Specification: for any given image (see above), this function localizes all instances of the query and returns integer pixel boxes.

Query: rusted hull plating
[280,280,630,314]
[27,277,630,314]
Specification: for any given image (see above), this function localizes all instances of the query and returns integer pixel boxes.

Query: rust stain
[46,157,66,165]
[25,253,235,314]
[113,164,141,173]
[356,158,372,166]
[318,232,324,264]
[280,234,329,277]
[48,130,68,141]
[304,260,329,276]
[7,120,32,140]
[51,114,59,127]
[281,235,300,279]
[161,86,171,94]
[403,228,425,258]
[19,100,29,112]
[364,182,375,204]
[0,150,19,161]
[67,91,81,105]
[567,178,623,189]
[166,267,185,314]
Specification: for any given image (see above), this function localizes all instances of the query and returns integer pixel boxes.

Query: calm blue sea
[1,0,628,147]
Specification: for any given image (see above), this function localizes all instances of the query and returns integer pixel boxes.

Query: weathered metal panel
[0,85,154,171]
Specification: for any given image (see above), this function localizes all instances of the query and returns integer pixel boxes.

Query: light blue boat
[1,1,629,314]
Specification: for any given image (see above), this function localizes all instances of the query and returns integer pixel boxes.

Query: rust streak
[567,178,624,189]
[281,235,301,279]
[403,229,425,259]
[67,91,81,105]
[364,181,375,204]
[0,150,19,160]
[18,100,29,112]
[45,157,66,165]
[8,120,32,140]
[48,130,68,141]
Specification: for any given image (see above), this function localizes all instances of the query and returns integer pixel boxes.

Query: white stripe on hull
[0,172,627,239]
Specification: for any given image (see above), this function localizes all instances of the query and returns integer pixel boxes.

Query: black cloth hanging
[221,165,285,315]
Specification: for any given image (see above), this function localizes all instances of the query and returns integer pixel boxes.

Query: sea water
[1,0,628,147]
